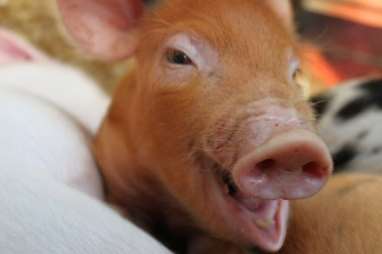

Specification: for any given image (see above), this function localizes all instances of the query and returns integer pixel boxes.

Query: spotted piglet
[57,0,333,253]
[311,78,382,174]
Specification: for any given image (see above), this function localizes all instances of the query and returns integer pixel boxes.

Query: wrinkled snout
[224,101,332,199]
[233,129,332,199]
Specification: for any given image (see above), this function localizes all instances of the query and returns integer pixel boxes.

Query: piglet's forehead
[144,0,294,45]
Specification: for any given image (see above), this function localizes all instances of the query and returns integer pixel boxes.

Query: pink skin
[208,101,332,250]
[57,0,143,60]
[230,102,333,200]
[0,28,48,64]
[206,102,332,199]
[234,129,331,200]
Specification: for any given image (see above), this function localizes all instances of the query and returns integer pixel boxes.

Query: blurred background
[1,0,381,95]
[293,0,382,93]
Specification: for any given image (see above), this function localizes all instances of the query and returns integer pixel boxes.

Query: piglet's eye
[166,48,193,65]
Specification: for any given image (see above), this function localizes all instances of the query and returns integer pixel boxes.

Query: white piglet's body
[0,62,108,198]
[0,29,171,254]
[312,78,382,174]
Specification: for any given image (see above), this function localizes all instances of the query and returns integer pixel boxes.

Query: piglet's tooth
[255,218,274,230]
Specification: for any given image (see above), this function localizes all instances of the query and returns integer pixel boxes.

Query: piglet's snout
[231,106,333,200]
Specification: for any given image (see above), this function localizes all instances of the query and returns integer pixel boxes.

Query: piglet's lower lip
[229,196,289,252]
[254,199,289,252]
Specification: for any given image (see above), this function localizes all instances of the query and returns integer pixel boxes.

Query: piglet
[58,0,333,253]
[279,174,382,254]
[311,77,382,174]
[0,28,107,198]
[0,28,171,254]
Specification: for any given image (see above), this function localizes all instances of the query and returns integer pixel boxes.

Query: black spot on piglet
[359,79,382,96]
[336,78,382,121]
[332,144,357,173]
[336,96,370,121]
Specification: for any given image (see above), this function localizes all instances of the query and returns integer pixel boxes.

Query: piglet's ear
[264,0,294,30]
[57,0,143,60]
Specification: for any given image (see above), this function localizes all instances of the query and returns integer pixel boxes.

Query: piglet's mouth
[206,130,331,251]
[218,169,289,252]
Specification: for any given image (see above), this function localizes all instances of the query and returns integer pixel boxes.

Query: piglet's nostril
[303,161,325,178]
[256,159,276,171]
[233,129,333,200]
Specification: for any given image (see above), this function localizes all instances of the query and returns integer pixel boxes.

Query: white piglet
[0,28,171,254]
[311,77,382,174]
